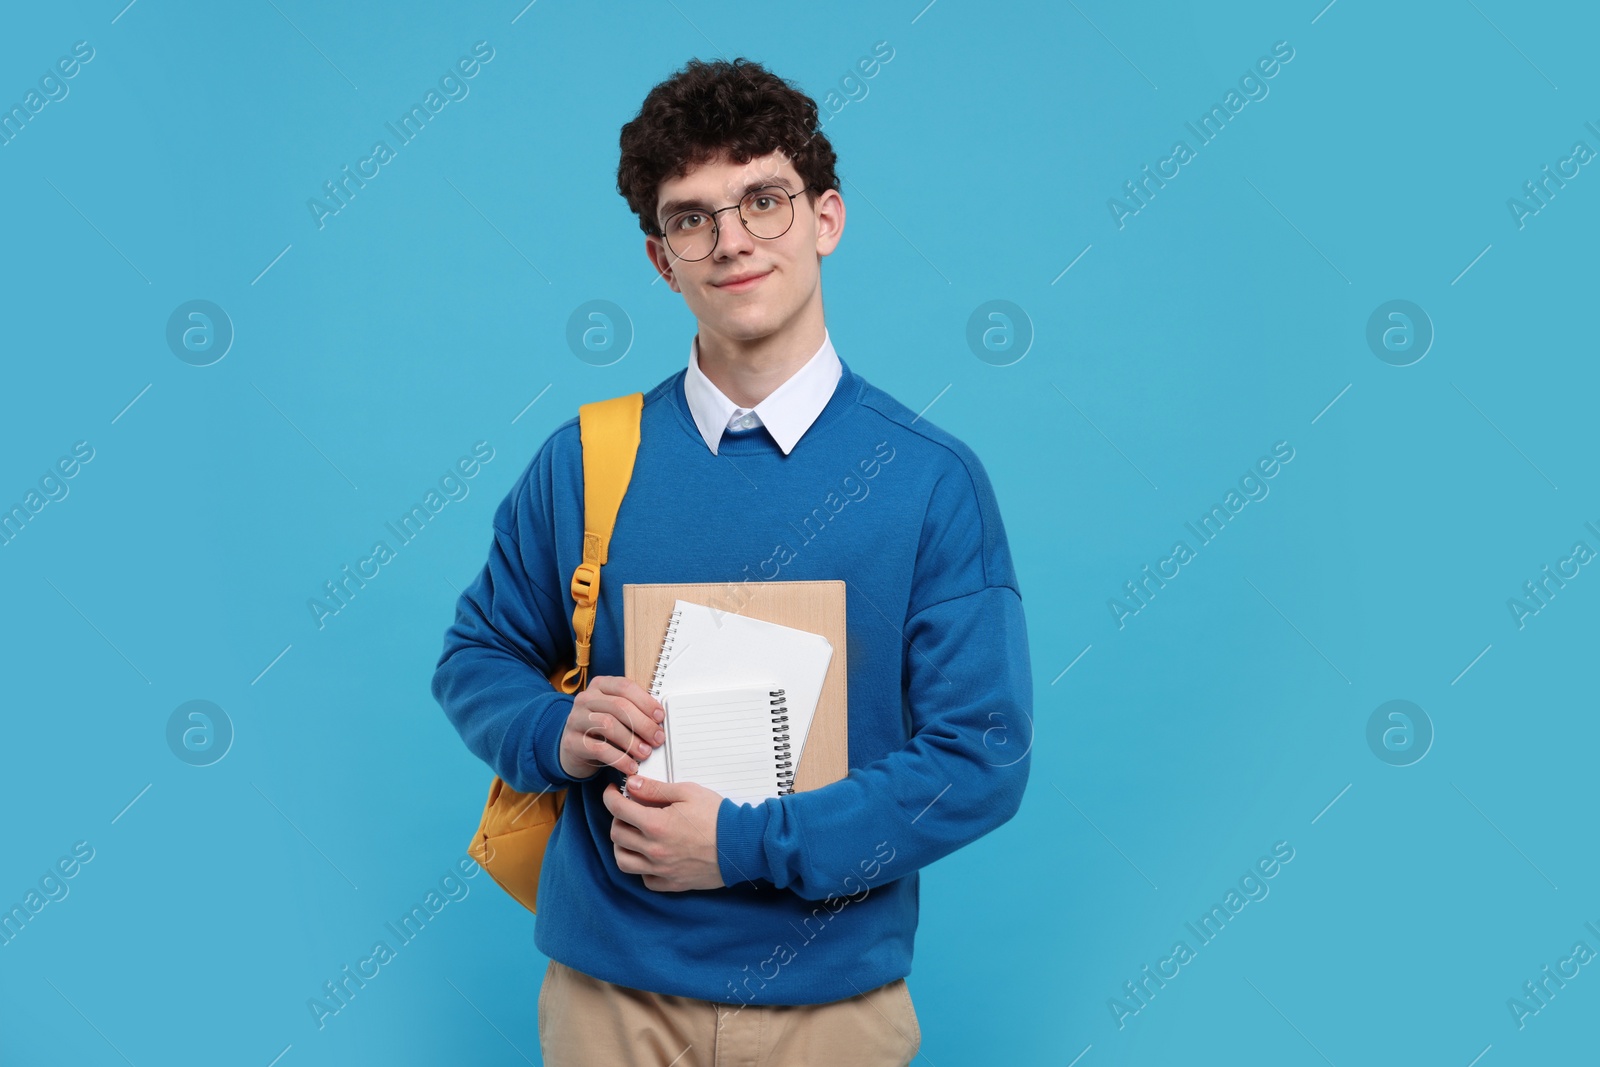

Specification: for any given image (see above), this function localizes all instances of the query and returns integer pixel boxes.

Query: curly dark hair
[617,57,840,237]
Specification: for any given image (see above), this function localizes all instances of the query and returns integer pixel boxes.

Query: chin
[701,298,789,337]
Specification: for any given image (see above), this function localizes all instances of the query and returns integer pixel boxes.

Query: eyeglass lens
[663,187,795,261]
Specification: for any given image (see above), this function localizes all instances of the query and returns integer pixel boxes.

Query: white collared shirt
[684,330,843,455]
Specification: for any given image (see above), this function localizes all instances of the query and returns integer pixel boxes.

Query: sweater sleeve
[431,437,588,794]
[715,445,1033,901]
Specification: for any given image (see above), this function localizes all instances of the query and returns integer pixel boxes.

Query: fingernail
[655,730,665,745]
[654,709,664,722]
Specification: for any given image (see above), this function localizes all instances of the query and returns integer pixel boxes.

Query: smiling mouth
[714,269,772,291]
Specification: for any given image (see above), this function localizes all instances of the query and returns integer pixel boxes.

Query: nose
[710,208,756,257]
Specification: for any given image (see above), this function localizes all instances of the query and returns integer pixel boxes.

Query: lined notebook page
[664,684,783,806]
[645,600,833,780]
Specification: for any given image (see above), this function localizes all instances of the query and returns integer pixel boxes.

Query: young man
[432,57,1032,1066]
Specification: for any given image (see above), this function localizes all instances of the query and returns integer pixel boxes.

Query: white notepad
[636,600,834,802]
[651,684,796,805]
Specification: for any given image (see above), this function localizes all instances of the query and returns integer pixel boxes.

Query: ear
[644,235,681,293]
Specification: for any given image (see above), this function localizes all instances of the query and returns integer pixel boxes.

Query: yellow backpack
[468,391,643,913]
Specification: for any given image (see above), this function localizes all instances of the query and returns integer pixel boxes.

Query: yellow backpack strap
[557,392,644,695]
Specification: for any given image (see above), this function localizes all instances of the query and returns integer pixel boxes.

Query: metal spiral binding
[770,688,795,795]
[647,607,684,700]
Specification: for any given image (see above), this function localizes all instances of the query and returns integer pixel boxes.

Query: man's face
[647,149,843,342]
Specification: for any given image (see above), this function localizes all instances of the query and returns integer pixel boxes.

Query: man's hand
[601,776,726,892]
[558,676,665,780]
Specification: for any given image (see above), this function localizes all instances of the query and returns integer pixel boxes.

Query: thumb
[627,774,689,802]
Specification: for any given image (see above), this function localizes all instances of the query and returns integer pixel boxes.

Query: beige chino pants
[538,959,921,1066]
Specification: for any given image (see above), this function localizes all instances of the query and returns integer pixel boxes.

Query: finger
[625,781,675,810]
[609,818,652,857]
[600,781,621,818]
[603,784,658,834]
[613,843,652,875]
[578,709,654,774]
[592,675,666,725]
[601,782,646,827]
[595,675,665,720]
[625,775,689,805]
[585,692,665,754]
[579,694,660,752]
[592,694,665,751]
[578,726,637,776]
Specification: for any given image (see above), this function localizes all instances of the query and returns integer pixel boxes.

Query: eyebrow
[658,176,797,220]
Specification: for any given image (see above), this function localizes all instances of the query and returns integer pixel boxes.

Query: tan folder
[623,580,848,792]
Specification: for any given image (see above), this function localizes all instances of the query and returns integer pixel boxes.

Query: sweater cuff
[716,797,773,888]
[529,694,582,787]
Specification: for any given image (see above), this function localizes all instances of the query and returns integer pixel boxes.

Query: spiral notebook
[634,598,837,803]
[651,684,799,804]
[624,580,849,793]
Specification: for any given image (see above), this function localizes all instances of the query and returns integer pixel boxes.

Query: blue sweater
[432,355,1032,1005]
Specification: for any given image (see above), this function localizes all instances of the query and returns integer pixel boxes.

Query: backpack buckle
[570,561,601,607]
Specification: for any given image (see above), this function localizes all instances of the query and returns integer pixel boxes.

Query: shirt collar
[683,330,843,455]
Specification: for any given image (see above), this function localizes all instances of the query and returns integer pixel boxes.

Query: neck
[695,309,827,409]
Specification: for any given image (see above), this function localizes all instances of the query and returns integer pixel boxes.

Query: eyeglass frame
[652,183,817,262]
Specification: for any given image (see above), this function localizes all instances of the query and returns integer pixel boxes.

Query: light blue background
[2,1,1595,1064]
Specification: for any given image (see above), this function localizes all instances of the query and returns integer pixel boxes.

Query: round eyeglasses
[656,185,813,262]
